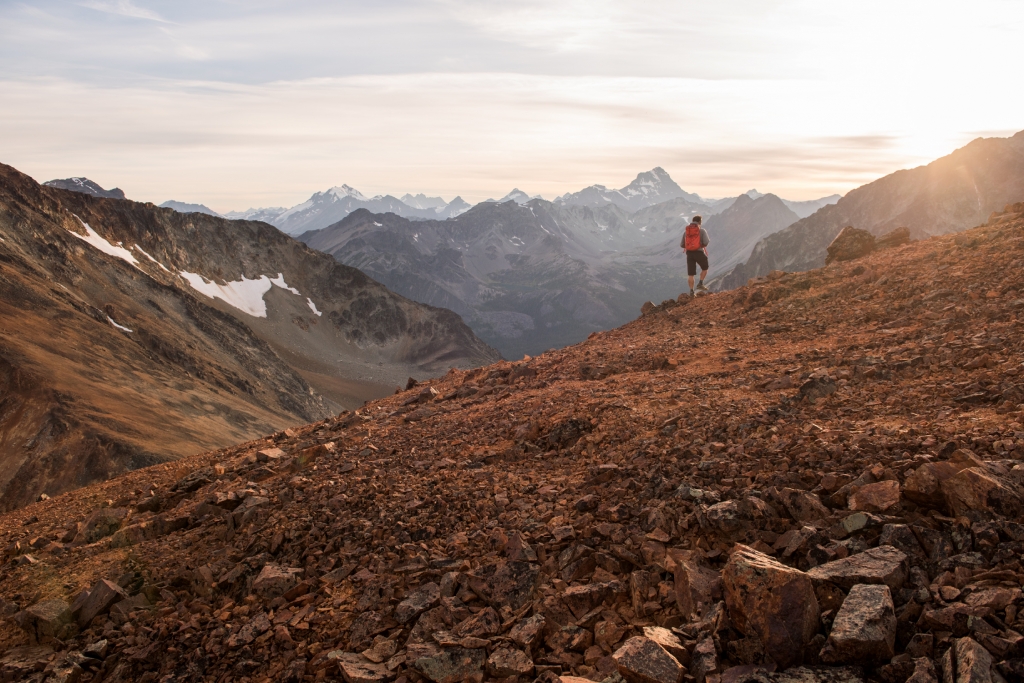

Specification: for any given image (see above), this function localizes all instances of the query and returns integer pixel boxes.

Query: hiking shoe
[696,282,709,292]
[689,289,695,298]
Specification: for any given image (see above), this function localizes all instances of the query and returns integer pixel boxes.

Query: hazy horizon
[2,1,1022,213]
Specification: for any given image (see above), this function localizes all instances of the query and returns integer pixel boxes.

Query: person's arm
[701,228,710,248]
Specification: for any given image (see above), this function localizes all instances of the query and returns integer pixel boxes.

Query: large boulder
[826,227,876,265]
[252,564,303,600]
[941,468,1024,518]
[73,507,129,545]
[820,584,896,663]
[15,600,76,643]
[722,545,820,669]
[806,546,908,590]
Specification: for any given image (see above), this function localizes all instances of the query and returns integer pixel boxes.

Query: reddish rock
[848,481,901,513]
[826,226,876,265]
[942,468,1024,518]
[486,648,534,678]
[722,544,820,669]
[76,579,128,627]
[806,546,908,590]
[613,636,686,683]
[820,584,896,663]
[251,564,302,599]
[329,652,394,683]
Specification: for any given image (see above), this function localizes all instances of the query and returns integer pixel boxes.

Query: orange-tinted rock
[807,546,908,590]
[820,584,896,663]
[848,481,901,513]
[722,545,820,669]
[613,636,686,683]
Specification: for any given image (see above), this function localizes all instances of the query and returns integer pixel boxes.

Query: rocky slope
[1,203,1022,683]
[0,163,498,509]
[717,131,1024,290]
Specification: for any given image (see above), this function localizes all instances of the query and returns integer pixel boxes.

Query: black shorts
[686,249,709,276]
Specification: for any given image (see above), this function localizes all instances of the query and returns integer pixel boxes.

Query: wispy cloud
[79,0,169,23]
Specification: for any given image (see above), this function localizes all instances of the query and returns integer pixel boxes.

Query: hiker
[682,215,710,296]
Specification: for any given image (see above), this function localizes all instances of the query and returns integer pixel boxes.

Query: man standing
[682,215,710,296]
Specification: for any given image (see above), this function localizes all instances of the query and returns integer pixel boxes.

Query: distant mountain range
[716,130,1024,290]
[298,185,814,358]
[49,169,845,355]
[1,163,497,508]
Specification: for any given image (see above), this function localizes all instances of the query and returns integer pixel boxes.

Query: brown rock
[826,226,876,265]
[252,564,303,600]
[396,582,440,624]
[74,507,129,544]
[947,637,993,683]
[820,584,896,663]
[848,481,901,513]
[362,636,398,664]
[904,461,969,508]
[643,626,690,664]
[509,613,545,650]
[906,658,938,683]
[942,468,1024,518]
[486,648,534,677]
[16,600,76,644]
[613,636,686,683]
[780,489,832,523]
[722,544,820,669]
[806,546,908,590]
[77,579,128,627]
[414,647,486,683]
[690,636,720,683]
[667,549,720,620]
[329,652,395,683]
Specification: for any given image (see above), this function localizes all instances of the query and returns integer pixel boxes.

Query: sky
[1,1,1022,213]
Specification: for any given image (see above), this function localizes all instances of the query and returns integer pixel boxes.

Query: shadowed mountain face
[0,163,498,509]
[718,130,1024,289]
[702,194,800,276]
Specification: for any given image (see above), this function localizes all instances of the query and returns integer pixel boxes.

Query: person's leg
[695,252,709,290]
[686,251,697,294]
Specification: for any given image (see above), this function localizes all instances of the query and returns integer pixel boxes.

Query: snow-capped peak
[327,185,368,201]
[745,189,764,199]
[496,189,539,205]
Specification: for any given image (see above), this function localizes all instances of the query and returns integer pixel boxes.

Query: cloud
[79,0,169,23]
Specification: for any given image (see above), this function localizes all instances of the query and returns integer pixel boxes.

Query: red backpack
[683,223,702,251]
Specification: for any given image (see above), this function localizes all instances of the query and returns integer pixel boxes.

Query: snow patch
[268,273,301,295]
[307,298,323,316]
[179,271,304,318]
[373,221,383,227]
[107,316,133,333]
[68,215,140,269]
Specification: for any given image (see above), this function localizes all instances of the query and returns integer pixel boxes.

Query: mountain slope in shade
[0,163,498,509]
[701,193,801,276]
[717,130,1024,290]
[783,193,842,218]
[42,177,125,200]
[159,200,220,216]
